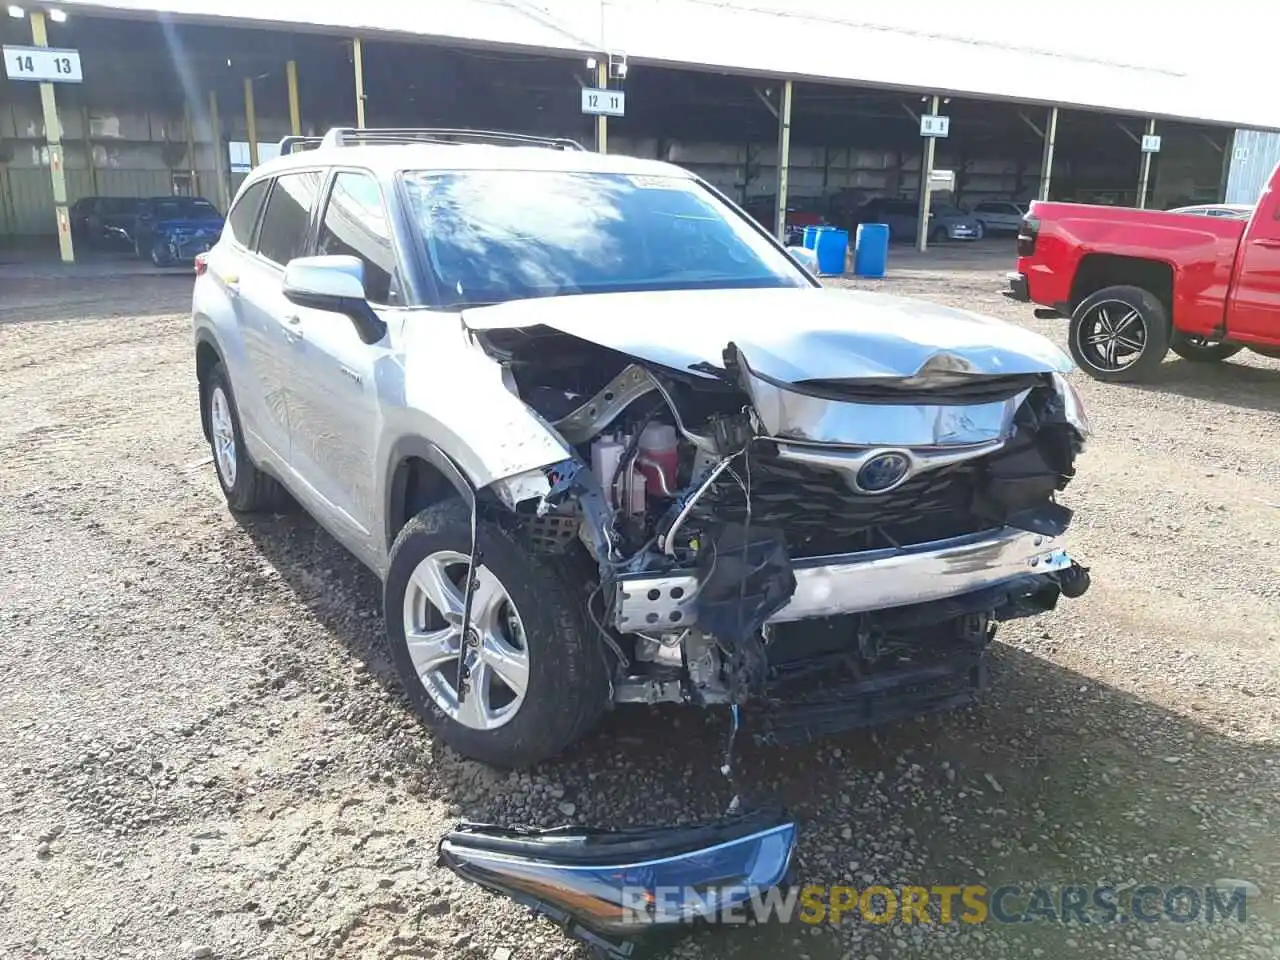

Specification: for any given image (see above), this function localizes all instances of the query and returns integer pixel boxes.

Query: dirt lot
[2,243,1278,960]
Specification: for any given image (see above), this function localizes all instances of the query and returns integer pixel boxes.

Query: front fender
[389,313,572,490]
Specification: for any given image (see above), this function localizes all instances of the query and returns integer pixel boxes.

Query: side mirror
[282,255,387,345]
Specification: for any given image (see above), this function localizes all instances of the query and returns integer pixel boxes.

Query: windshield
[150,198,219,220]
[399,170,812,308]
[932,205,965,217]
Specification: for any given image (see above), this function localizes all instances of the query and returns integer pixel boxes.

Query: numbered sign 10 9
[3,46,83,83]
[581,88,625,118]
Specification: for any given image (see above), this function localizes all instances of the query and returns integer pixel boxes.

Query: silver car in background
[972,199,1028,235]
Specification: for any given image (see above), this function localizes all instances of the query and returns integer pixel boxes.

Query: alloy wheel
[402,550,530,731]
[209,386,238,488]
[1075,300,1147,372]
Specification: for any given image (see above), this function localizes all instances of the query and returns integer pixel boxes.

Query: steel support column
[30,11,73,262]
[243,76,258,169]
[1039,106,1058,201]
[184,101,198,196]
[916,94,940,252]
[353,39,367,128]
[1137,117,1156,208]
[209,90,230,212]
[595,62,608,153]
[286,59,301,136]
[774,80,793,244]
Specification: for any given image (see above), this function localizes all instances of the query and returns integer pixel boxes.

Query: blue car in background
[133,196,225,266]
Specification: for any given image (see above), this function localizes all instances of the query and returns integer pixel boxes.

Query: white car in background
[971,200,1027,235]
[1166,203,1253,219]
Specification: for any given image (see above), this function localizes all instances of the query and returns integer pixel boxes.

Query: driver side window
[315,171,396,304]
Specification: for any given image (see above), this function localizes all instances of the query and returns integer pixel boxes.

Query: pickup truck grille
[691,448,993,558]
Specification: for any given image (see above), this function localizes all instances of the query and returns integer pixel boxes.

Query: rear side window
[227,180,269,247]
[255,171,322,266]
[316,171,396,303]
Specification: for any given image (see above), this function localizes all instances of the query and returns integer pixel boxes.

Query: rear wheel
[1170,335,1243,363]
[202,362,287,512]
[1068,285,1170,383]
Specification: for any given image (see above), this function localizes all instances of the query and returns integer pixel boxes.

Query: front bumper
[1004,271,1030,302]
[613,527,1074,633]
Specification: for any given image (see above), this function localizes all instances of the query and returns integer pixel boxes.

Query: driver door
[285,168,399,541]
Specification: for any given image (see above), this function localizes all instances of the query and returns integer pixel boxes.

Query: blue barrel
[853,223,889,278]
[815,228,849,276]
[802,225,824,249]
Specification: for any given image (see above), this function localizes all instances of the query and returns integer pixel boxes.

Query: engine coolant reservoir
[637,423,679,496]
[591,434,648,515]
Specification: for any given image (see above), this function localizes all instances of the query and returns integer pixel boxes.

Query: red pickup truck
[1006,173,1280,382]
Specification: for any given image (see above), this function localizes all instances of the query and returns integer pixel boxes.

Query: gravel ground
[1,243,1278,960]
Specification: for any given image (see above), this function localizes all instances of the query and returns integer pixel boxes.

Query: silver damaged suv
[193,128,1092,769]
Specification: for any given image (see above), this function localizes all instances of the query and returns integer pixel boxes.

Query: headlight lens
[1053,372,1091,438]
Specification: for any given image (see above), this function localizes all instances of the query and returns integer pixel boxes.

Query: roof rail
[278,135,324,155]
[316,127,587,152]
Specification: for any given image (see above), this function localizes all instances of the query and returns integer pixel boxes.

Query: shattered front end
[467,287,1092,736]
[438,810,798,957]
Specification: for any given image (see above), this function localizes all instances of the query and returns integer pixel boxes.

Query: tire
[202,361,287,512]
[150,241,173,267]
[385,498,610,769]
[930,225,947,243]
[1068,285,1171,383]
[1170,336,1244,363]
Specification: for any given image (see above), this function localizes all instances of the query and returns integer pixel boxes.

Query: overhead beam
[1115,122,1141,146]
[899,99,921,124]
[753,86,779,119]
[1202,133,1224,154]
[1018,110,1044,139]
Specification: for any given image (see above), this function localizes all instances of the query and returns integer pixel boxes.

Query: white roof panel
[54,0,1279,130]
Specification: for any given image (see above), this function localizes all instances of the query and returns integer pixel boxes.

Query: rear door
[1226,196,1280,344]
[236,170,324,460]
[286,168,399,537]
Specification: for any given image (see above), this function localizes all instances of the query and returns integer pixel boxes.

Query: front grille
[690,447,993,557]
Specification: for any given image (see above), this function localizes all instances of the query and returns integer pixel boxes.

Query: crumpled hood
[461,287,1071,382]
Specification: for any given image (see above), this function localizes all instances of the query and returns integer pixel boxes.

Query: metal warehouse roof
[53,0,1279,131]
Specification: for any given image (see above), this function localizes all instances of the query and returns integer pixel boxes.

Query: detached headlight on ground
[438,809,797,955]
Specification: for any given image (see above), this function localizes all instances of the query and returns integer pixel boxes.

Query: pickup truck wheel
[1069,285,1170,383]
[385,499,610,769]
[1170,336,1244,363]
[202,362,288,512]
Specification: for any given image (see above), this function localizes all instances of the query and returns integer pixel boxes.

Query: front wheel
[1068,285,1171,383]
[930,225,947,243]
[1170,336,1244,363]
[384,499,610,769]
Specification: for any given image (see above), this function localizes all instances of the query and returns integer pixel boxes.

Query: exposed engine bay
[470,306,1092,735]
